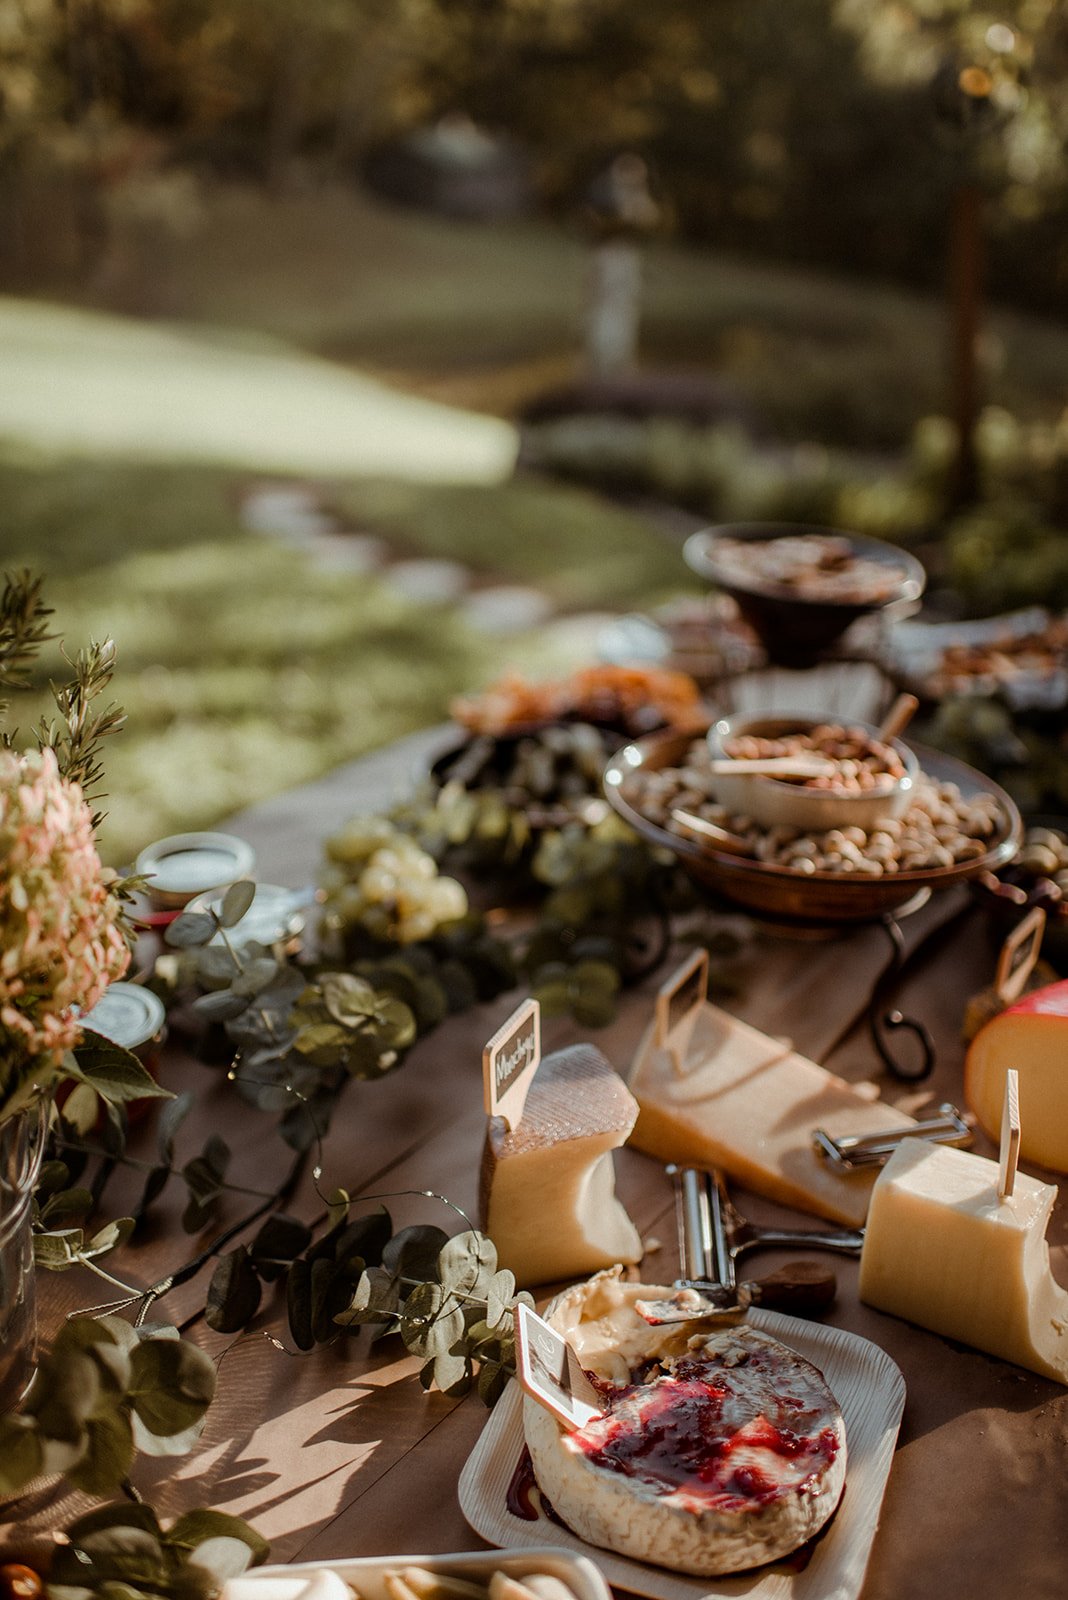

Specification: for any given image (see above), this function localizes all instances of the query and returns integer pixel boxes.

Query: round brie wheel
[523,1271,846,1577]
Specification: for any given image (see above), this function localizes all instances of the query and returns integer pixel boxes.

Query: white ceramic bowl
[706,713,919,832]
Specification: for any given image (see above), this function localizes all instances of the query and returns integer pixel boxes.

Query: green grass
[325,476,687,610]
[0,453,690,865]
[0,295,516,481]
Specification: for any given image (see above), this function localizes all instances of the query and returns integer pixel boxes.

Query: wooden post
[949,183,983,509]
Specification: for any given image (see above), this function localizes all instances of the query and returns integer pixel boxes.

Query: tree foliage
[0,2,1065,305]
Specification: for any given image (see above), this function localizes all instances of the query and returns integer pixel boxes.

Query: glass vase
[0,1098,47,1411]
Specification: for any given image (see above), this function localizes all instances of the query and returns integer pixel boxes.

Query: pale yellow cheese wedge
[627,1004,914,1226]
[859,1139,1068,1383]
[965,979,1068,1173]
[480,1044,643,1288]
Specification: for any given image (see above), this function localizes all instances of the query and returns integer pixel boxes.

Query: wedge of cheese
[627,1004,914,1226]
[480,1043,643,1288]
[860,1139,1068,1383]
[965,980,1068,1174]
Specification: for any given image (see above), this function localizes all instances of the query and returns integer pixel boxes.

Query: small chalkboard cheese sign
[483,997,541,1130]
[514,1301,603,1431]
[994,906,1046,1007]
[655,948,709,1073]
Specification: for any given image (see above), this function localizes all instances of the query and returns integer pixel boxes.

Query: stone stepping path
[239,481,569,638]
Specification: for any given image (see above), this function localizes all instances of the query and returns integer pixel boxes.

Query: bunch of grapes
[322,820,468,944]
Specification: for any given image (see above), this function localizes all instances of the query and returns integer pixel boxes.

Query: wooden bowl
[604,730,1022,925]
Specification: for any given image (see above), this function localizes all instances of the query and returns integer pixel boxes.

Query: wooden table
[11,727,1068,1598]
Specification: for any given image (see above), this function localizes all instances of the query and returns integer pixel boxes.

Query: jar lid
[198,883,309,949]
[135,832,256,908]
[80,982,166,1050]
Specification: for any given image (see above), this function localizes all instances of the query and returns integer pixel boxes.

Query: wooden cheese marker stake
[878,692,919,743]
[514,1301,603,1431]
[998,1069,1021,1201]
[655,948,709,1076]
[482,997,541,1131]
[994,906,1047,1007]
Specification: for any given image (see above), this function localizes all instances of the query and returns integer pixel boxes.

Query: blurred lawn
[0,453,688,865]
[121,182,1068,450]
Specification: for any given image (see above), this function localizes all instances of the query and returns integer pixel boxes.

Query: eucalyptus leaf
[131,1411,208,1458]
[205,1248,262,1333]
[219,880,257,929]
[158,1090,194,1160]
[375,997,418,1051]
[310,1256,341,1343]
[437,1230,495,1300]
[74,1031,172,1104]
[39,1186,94,1226]
[431,1350,471,1396]
[341,1029,390,1080]
[332,1209,392,1273]
[250,1213,312,1276]
[185,1535,258,1584]
[192,989,250,1024]
[0,1414,44,1496]
[294,1021,351,1062]
[64,1503,165,1539]
[54,1316,132,1390]
[128,1337,216,1437]
[320,973,378,1024]
[61,1081,101,1135]
[26,1347,100,1438]
[333,1264,399,1327]
[195,944,243,986]
[477,1358,510,1408]
[401,1282,465,1360]
[84,1217,135,1259]
[66,1403,135,1495]
[382,1224,450,1282]
[168,1508,269,1567]
[37,1158,73,1195]
[231,957,280,999]
[165,912,218,948]
[52,1526,170,1593]
[181,1136,230,1207]
[286,1258,314,1350]
[33,1227,82,1270]
[136,1162,171,1218]
[486,1268,516,1330]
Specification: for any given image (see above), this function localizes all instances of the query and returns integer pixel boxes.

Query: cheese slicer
[636,1167,858,1326]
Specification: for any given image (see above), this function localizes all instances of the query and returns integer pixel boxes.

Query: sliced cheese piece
[627,1004,914,1226]
[965,979,1068,1173]
[859,1139,1068,1383]
[480,1043,643,1288]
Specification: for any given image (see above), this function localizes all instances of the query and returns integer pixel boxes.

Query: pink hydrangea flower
[0,747,129,1071]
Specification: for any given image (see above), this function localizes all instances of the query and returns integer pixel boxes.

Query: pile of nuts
[711,533,906,604]
[1016,825,1068,894]
[625,736,1005,877]
[979,825,1068,918]
[722,723,905,793]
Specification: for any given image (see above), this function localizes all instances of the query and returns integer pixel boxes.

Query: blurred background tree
[1,0,1065,309]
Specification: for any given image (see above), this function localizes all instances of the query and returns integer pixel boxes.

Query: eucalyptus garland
[15,710,748,1599]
